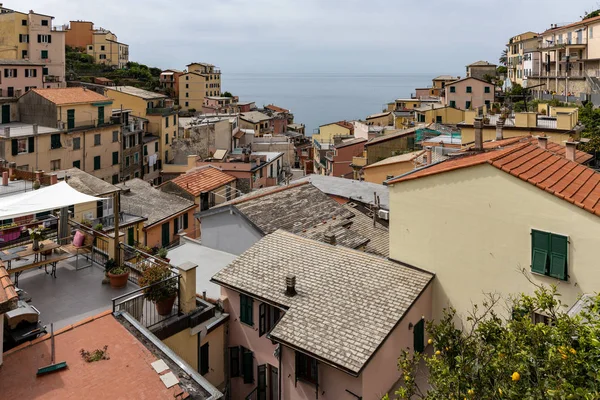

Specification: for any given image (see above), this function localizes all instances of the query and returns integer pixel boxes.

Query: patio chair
[60,230,93,270]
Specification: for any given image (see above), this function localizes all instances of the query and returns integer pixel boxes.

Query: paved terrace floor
[16,259,138,330]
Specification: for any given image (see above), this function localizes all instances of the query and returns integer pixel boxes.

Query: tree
[578,103,600,153]
[222,91,233,97]
[385,286,600,400]
[499,48,508,66]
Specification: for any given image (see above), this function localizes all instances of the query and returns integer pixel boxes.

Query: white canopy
[0,181,105,219]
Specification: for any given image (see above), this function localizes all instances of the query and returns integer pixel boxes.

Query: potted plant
[93,223,103,231]
[105,258,130,288]
[28,225,45,251]
[157,247,169,262]
[139,263,177,316]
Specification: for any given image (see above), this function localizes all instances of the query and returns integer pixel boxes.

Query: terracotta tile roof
[31,88,111,105]
[265,104,290,113]
[167,166,236,197]
[212,230,433,375]
[366,127,418,145]
[389,142,600,216]
[0,266,18,313]
[321,120,354,131]
[0,312,207,399]
[542,16,600,34]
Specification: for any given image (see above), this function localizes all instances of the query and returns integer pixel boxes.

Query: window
[133,152,139,164]
[94,156,101,171]
[185,76,189,80]
[173,115,176,126]
[134,171,139,178]
[185,102,189,107]
[484,86,491,94]
[73,160,81,169]
[436,116,443,123]
[485,100,491,108]
[88,45,93,51]
[24,69,37,78]
[165,117,169,128]
[112,151,119,165]
[199,343,209,376]
[112,174,119,184]
[112,130,119,142]
[466,86,472,93]
[125,156,130,167]
[449,100,456,108]
[165,134,169,144]
[42,67,48,76]
[259,167,263,179]
[73,137,81,150]
[155,142,159,152]
[50,159,60,171]
[259,303,281,336]
[295,352,318,384]
[7,87,13,97]
[185,84,189,88]
[21,50,27,59]
[67,109,75,130]
[99,54,106,60]
[22,19,27,26]
[100,45,105,51]
[97,106,104,125]
[229,347,240,377]
[186,92,189,98]
[19,34,29,43]
[41,19,49,26]
[4,69,17,78]
[16,138,28,154]
[50,133,61,149]
[531,229,568,280]
[41,50,48,59]
[466,101,472,109]
[449,86,456,93]
[240,294,253,325]
[94,133,101,146]
[37,34,51,43]
[591,26,594,39]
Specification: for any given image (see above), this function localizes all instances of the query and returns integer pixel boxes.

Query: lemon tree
[385,286,600,400]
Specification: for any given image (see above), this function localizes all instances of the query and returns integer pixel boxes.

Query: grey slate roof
[294,175,390,210]
[60,168,120,196]
[342,204,389,257]
[298,217,369,250]
[117,179,195,227]
[211,230,433,375]
[218,183,354,234]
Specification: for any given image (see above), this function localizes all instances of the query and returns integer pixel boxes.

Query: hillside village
[0,3,600,400]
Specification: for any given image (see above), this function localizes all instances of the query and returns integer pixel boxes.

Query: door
[161,222,170,247]
[413,319,425,353]
[1,104,10,124]
[127,227,134,246]
[269,365,278,400]
[257,365,267,400]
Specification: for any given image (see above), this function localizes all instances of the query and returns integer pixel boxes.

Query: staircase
[584,72,600,94]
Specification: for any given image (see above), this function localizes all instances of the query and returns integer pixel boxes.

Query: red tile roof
[31,88,111,105]
[0,266,18,313]
[389,142,600,216]
[542,16,600,34]
[0,312,191,399]
[166,166,236,197]
[265,104,290,113]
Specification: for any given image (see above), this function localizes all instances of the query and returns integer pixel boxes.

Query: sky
[12,0,600,74]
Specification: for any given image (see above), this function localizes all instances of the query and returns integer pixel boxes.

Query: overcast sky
[14,0,599,73]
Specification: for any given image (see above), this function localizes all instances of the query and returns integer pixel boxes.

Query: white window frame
[176,214,184,232]
[40,35,50,43]
[17,138,28,154]
[103,196,114,217]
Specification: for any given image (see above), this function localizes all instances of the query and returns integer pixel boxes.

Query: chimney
[176,262,198,313]
[323,227,336,246]
[285,275,297,297]
[425,146,433,165]
[473,116,484,151]
[537,135,548,149]
[35,170,42,182]
[50,174,58,185]
[495,117,505,140]
[565,140,578,162]
[8,162,15,178]
[2,171,7,186]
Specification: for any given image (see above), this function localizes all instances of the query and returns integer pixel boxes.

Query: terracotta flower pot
[107,271,130,288]
[155,295,176,316]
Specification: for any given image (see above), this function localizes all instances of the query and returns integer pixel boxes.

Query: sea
[223,72,459,135]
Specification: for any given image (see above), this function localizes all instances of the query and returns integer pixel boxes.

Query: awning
[0,181,106,219]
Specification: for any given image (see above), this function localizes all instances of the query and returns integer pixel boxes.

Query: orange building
[64,21,93,49]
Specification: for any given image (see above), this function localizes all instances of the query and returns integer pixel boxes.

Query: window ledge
[530,270,568,282]
[240,321,254,328]
[296,377,318,387]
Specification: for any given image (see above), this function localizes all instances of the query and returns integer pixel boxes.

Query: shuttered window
[50,134,61,149]
[295,352,318,385]
[93,156,101,170]
[531,229,568,280]
[242,347,254,384]
[229,347,240,377]
[240,294,253,325]
[112,151,119,165]
[183,213,188,229]
[259,303,281,337]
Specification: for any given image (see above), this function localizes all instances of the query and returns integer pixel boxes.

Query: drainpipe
[278,344,282,400]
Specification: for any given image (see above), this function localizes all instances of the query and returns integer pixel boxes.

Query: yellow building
[387,139,600,323]
[432,75,460,90]
[105,86,177,171]
[13,87,120,182]
[362,150,424,184]
[506,31,539,85]
[393,110,415,129]
[366,111,393,126]
[239,111,273,136]
[87,30,128,69]
[312,120,354,144]
[460,108,581,146]
[387,98,441,112]
[0,5,66,87]
[179,62,221,111]
[415,105,464,124]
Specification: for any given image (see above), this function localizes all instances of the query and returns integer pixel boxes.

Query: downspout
[278,344,282,400]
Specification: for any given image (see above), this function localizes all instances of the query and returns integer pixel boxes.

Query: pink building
[444,77,494,111]
[0,60,44,98]
[211,230,434,400]
[159,69,183,98]
[326,138,367,178]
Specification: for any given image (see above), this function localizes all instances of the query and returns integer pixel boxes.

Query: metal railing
[62,118,115,132]
[146,107,175,116]
[245,387,258,400]
[112,271,180,329]
[0,215,58,250]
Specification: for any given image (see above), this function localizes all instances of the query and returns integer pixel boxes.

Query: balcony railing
[146,107,175,116]
[540,37,587,49]
[530,69,587,78]
[43,75,62,83]
[60,119,115,132]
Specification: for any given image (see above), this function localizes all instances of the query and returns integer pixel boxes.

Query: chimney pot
[425,146,433,165]
[2,171,7,186]
[565,140,578,162]
[495,118,505,140]
[285,275,297,296]
[473,116,484,151]
[537,135,549,149]
[323,227,336,246]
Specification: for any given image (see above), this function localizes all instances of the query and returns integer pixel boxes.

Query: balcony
[43,75,61,83]
[91,212,146,232]
[540,37,587,50]
[60,118,115,132]
[146,107,175,116]
[529,68,587,79]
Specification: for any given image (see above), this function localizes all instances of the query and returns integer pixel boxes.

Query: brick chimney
[50,174,58,185]
[473,117,484,151]
[176,262,197,314]
[495,117,505,140]
[537,135,548,149]
[323,227,336,246]
[285,275,297,297]
[565,140,578,162]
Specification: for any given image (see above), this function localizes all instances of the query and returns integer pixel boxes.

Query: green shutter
[229,347,240,377]
[97,106,104,125]
[28,136,34,153]
[183,213,188,229]
[240,294,253,325]
[531,230,550,274]
[11,139,18,156]
[94,156,100,170]
[67,109,75,130]
[549,233,568,280]
[413,319,425,353]
[161,222,170,247]
[112,151,118,165]
[173,217,179,235]
[242,348,254,384]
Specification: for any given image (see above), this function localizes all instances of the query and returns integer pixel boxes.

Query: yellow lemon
[562,353,568,359]
[467,389,474,396]
[435,350,441,355]
[428,338,433,345]
[512,371,520,382]
[498,388,503,395]
[570,348,576,354]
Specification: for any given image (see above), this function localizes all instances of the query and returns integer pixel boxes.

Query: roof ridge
[226,181,309,206]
